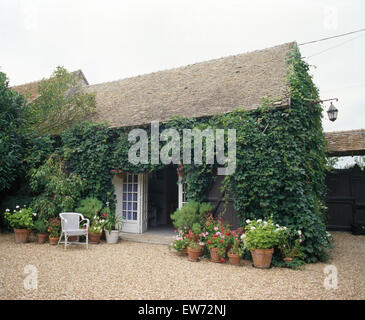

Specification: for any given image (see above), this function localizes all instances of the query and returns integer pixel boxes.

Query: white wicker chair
[57,213,89,249]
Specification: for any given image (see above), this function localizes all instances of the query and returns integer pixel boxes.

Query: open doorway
[148,166,178,230]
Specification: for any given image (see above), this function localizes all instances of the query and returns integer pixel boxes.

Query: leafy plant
[242,218,285,251]
[169,233,190,254]
[47,217,61,237]
[29,153,85,220]
[102,204,124,232]
[33,219,48,233]
[4,206,34,229]
[89,215,106,234]
[75,197,103,221]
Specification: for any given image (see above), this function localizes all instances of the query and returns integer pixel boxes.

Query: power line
[305,33,365,59]
[298,28,365,46]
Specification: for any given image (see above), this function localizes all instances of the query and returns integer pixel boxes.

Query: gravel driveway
[0,231,363,300]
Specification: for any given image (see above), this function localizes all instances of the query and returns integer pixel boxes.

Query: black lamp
[327,101,338,122]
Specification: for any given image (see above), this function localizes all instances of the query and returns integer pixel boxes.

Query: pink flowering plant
[203,213,233,256]
[169,231,190,254]
[279,229,305,260]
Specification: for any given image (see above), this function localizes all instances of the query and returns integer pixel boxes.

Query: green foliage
[191,222,201,235]
[101,205,124,232]
[47,217,61,237]
[23,66,96,136]
[75,197,103,221]
[0,71,26,192]
[60,121,116,208]
[89,216,106,234]
[4,207,34,229]
[242,219,284,251]
[278,229,306,260]
[170,200,201,232]
[33,219,47,233]
[29,154,85,220]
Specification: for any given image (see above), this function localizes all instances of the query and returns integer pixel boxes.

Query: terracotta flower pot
[250,248,274,269]
[210,247,225,263]
[49,237,59,245]
[187,247,202,262]
[88,232,101,244]
[198,245,204,256]
[228,252,241,265]
[37,233,49,244]
[283,257,293,262]
[13,228,29,244]
[179,248,188,256]
[68,236,78,242]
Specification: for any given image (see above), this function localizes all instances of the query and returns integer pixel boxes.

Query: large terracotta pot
[187,247,202,262]
[14,228,29,243]
[251,248,274,269]
[210,247,225,263]
[227,252,241,266]
[37,233,49,244]
[88,232,101,244]
[49,236,59,245]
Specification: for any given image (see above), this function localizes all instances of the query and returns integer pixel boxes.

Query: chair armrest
[80,218,90,229]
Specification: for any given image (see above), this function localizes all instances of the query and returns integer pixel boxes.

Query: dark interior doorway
[148,166,178,228]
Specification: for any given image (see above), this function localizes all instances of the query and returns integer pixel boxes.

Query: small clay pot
[251,248,274,269]
[228,252,241,265]
[210,247,225,263]
[283,257,293,262]
[49,237,59,245]
[187,247,202,262]
[37,233,49,244]
[88,232,101,244]
[179,248,188,256]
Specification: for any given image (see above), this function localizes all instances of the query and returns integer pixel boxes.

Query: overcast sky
[1,0,364,140]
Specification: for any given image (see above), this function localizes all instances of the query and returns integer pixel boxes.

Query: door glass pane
[122,174,138,221]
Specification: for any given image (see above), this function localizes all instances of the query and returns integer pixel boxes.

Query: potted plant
[279,229,305,263]
[203,214,231,263]
[187,240,204,262]
[169,233,190,256]
[4,206,34,243]
[102,205,124,244]
[242,218,284,269]
[227,233,244,265]
[88,215,106,244]
[47,217,61,245]
[33,219,49,244]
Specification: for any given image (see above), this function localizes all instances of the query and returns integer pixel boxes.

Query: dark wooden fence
[325,165,365,230]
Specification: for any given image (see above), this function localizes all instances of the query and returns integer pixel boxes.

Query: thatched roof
[86,42,295,128]
[325,129,365,156]
[11,70,89,103]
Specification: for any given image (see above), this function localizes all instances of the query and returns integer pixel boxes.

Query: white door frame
[114,173,148,234]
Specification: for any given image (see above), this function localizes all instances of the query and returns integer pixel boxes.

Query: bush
[75,197,103,221]
[33,219,48,233]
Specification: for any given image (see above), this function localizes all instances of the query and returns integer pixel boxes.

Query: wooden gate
[325,165,365,230]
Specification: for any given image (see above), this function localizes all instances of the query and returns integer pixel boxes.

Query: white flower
[16,205,20,209]
[263,221,268,225]
[298,230,302,236]
[283,227,287,230]
[5,209,9,212]
[276,224,279,227]
[251,226,256,230]
[246,219,251,224]
[241,234,246,239]
[257,219,262,223]
[13,210,16,213]
[32,213,37,216]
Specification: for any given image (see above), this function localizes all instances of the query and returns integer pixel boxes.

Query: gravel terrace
[0,231,364,300]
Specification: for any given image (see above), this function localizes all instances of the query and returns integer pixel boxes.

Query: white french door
[116,173,148,233]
